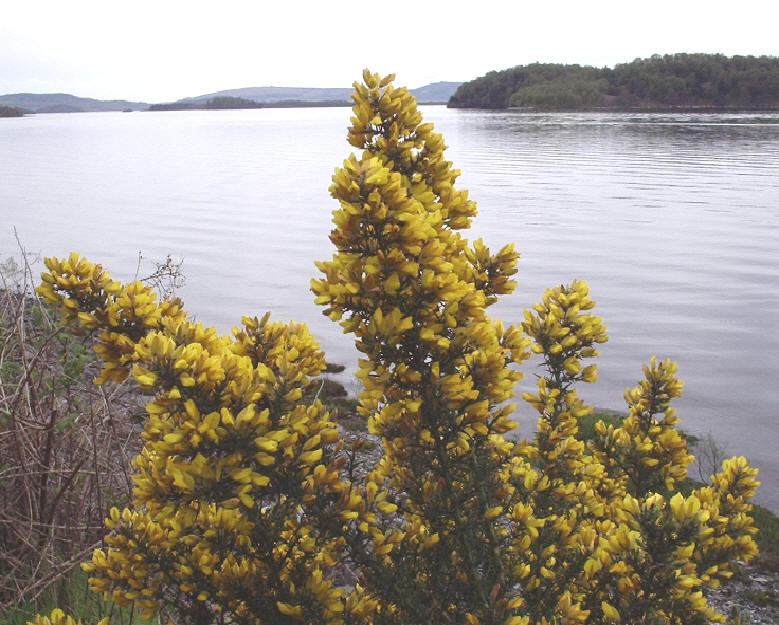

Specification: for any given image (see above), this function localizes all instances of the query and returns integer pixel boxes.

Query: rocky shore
[706,560,778,624]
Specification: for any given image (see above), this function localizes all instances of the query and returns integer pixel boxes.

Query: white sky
[2,0,777,102]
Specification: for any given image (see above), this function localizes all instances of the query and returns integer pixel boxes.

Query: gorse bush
[33,70,759,625]
[35,261,361,624]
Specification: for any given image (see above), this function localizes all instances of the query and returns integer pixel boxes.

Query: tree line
[0,105,25,117]
[148,96,264,111]
[448,53,779,109]
[148,96,351,111]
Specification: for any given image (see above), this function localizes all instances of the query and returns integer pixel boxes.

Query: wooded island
[448,53,779,110]
[0,105,24,117]
[148,96,264,111]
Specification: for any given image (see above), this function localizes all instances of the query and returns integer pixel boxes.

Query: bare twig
[0,247,142,614]
[136,251,186,300]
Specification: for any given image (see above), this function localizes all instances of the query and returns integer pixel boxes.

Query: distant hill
[449,54,779,110]
[0,93,148,113]
[409,82,463,103]
[180,87,352,105]
[0,81,463,115]
[180,82,463,106]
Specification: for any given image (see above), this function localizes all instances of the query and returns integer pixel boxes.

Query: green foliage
[752,504,779,560]
[509,77,610,109]
[575,411,621,443]
[6,569,152,625]
[450,53,779,109]
[449,62,594,109]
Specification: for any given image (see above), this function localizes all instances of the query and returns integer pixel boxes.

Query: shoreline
[453,105,779,113]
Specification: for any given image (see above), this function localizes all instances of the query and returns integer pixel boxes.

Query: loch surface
[1,106,777,509]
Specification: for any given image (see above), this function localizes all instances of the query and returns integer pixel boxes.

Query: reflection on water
[1,107,777,510]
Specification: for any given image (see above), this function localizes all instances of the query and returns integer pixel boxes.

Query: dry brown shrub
[0,249,144,615]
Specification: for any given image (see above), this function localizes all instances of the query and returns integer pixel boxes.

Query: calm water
[1,107,777,510]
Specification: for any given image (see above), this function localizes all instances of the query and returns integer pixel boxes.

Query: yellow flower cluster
[36,255,376,624]
[26,609,106,625]
[39,253,186,383]
[575,478,758,625]
[314,69,540,624]
[593,357,693,495]
[582,353,757,620]
[521,281,608,482]
[514,282,613,622]
[692,455,760,584]
[522,280,607,384]
[516,276,761,624]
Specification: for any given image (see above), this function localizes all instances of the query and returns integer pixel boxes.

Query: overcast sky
[2,0,777,103]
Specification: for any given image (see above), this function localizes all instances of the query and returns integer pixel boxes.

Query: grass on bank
[2,570,157,625]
